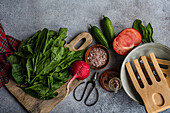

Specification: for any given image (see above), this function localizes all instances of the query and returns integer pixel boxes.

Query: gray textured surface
[0,0,170,113]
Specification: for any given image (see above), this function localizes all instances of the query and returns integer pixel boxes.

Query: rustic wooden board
[4,32,92,113]
[5,78,81,113]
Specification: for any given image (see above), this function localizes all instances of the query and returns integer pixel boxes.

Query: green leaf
[139,24,148,43]
[10,28,85,100]
[146,23,154,42]
[27,31,41,44]
[32,47,65,82]
[48,30,57,36]
[54,70,69,81]
[53,81,66,89]
[52,28,67,47]
[58,28,67,37]
[15,52,34,58]
[25,84,43,90]
[132,19,142,32]
[132,19,154,43]
[54,67,62,72]
[34,28,48,55]
[26,59,33,82]
[20,87,40,99]
[43,31,54,53]
[8,55,20,64]
[25,84,50,96]
[12,64,24,85]
[22,44,33,54]
[18,40,26,52]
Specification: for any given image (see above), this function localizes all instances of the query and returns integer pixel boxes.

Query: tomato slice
[113,28,141,55]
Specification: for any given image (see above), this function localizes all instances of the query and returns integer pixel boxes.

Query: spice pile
[87,47,108,68]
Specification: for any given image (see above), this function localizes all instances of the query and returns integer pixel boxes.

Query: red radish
[113,28,142,55]
[65,60,90,97]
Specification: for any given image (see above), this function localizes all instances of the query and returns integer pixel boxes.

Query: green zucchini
[102,15,115,43]
[90,24,109,48]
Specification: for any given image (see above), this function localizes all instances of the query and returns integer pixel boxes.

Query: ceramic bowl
[120,43,170,104]
[85,44,110,70]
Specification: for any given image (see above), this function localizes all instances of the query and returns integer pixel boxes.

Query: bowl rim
[85,44,111,70]
[120,43,170,103]
[100,68,120,92]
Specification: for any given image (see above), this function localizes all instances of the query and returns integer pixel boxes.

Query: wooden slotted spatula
[139,57,170,88]
[126,53,170,113]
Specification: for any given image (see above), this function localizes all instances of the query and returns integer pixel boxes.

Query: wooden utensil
[126,53,170,113]
[5,32,93,113]
[65,32,92,51]
[140,57,170,88]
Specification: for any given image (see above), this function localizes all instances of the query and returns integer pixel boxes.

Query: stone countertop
[0,0,170,113]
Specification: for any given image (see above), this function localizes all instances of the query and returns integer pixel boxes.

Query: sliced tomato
[113,28,141,55]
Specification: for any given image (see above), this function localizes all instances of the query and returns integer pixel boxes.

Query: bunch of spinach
[8,28,84,100]
[132,19,154,43]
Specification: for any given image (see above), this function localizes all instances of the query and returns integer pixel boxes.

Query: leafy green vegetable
[11,64,24,85]
[146,23,154,42]
[8,55,20,64]
[26,58,33,82]
[8,28,84,100]
[132,19,154,43]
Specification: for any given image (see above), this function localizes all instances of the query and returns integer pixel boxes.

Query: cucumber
[90,24,109,48]
[102,15,115,43]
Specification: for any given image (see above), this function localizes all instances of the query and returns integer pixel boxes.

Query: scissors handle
[73,81,99,106]
[84,82,99,106]
[73,82,86,101]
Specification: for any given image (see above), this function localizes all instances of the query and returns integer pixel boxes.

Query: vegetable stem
[65,74,78,97]
[89,24,93,28]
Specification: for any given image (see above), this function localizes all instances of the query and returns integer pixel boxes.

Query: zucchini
[102,15,115,43]
[90,24,109,48]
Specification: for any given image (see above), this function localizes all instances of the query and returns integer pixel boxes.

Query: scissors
[73,72,99,106]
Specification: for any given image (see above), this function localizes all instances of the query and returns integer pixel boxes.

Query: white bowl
[120,43,170,104]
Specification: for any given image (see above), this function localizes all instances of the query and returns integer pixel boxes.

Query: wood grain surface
[5,78,81,113]
[64,32,92,52]
[126,53,170,113]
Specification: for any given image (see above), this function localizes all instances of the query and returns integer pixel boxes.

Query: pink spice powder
[87,47,108,68]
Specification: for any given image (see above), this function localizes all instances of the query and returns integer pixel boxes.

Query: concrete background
[0,0,170,113]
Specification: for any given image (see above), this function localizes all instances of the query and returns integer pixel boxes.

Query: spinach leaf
[9,28,84,100]
[132,19,154,43]
[18,40,26,52]
[43,31,54,53]
[22,44,34,54]
[15,51,34,58]
[34,28,48,55]
[52,28,67,47]
[26,58,33,82]
[11,64,24,85]
[8,55,20,64]
[132,19,142,32]
[27,30,41,44]
[146,23,154,42]
[32,47,64,82]
[139,24,148,43]
[20,87,40,99]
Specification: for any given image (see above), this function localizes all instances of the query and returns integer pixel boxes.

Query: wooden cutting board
[5,78,81,113]
[5,32,93,113]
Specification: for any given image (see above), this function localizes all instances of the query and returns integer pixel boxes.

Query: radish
[65,60,90,97]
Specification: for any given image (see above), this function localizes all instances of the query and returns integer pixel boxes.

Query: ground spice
[87,47,107,68]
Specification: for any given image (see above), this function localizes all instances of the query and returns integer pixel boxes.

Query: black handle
[84,81,99,106]
[73,82,86,101]
[73,81,99,106]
